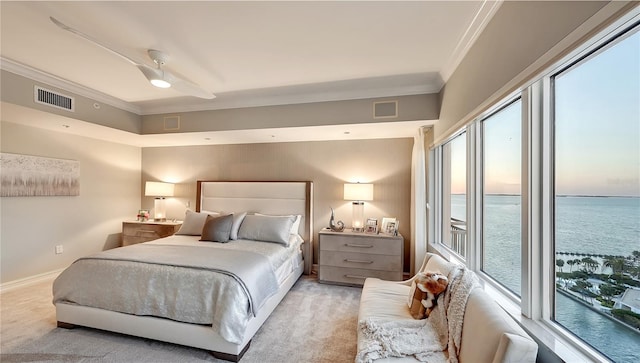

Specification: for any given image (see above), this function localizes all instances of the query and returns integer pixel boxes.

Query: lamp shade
[344,183,373,201]
[145,181,175,197]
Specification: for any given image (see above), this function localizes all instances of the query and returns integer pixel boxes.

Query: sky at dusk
[555,29,639,197]
[449,28,639,197]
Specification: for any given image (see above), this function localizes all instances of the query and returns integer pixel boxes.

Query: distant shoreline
[451,193,639,198]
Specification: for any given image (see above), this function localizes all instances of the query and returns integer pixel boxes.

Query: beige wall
[435,0,611,144]
[141,138,413,271]
[0,121,141,283]
[142,94,438,134]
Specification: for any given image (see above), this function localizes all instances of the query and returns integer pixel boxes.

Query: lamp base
[351,201,365,232]
[153,197,167,222]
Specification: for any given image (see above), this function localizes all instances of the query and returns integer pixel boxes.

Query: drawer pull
[344,259,373,264]
[344,274,368,279]
[344,243,373,248]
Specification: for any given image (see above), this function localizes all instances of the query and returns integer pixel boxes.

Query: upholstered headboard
[196,181,313,274]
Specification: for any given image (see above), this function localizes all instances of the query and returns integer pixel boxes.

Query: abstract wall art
[0,153,80,197]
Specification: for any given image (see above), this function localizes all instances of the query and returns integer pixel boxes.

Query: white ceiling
[0,1,501,145]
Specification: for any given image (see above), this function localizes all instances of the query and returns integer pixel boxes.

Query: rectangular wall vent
[34,86,75,112]
[164,116,181,131]
[373,100,398,119]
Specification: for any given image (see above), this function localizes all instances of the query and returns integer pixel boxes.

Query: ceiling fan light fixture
[138,65,171,88]
[150,78,171,88]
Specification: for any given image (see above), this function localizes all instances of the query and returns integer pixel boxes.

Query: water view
[452,194,640,362]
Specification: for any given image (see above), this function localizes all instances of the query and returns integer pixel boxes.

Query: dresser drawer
[121,221,182,246]
[318,229,404,286]
[320,250,402,271]
[319,266,403,286]
[319,235,401,256]
[123,224,177,237]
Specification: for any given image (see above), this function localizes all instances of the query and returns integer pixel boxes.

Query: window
[429,14,639,363]
[552,28,639,362]
[440,132,467,258]
[481,99,522,296]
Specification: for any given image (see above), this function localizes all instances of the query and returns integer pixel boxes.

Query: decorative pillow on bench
[407,272,449,319]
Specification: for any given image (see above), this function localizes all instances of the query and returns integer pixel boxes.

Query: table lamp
[344,183,374,232]
[145,181,175,221]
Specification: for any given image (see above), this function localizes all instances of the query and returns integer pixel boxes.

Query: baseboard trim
[0,268,64,294]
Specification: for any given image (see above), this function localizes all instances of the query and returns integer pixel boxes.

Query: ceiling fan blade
[51,16,215,100]
[50,16,140,66]
[169,73,216,99]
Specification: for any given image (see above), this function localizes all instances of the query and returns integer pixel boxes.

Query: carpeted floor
[0,275,361,363]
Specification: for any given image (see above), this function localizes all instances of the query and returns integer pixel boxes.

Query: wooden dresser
[318,228,403,286]
[122,220,182,246]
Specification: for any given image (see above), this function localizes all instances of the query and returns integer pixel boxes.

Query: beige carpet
[0,275,361,363]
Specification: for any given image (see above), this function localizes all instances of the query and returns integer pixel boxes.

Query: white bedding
[53,235,303,345]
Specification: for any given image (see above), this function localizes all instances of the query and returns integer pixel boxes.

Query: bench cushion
[359,278,413,322]
[358,253,538,363]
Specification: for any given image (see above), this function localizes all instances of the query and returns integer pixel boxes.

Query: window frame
[476,96,524,299]
[432,129,469,262]
[428,10,639,363]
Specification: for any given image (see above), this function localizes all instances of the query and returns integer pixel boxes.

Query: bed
[53,181,313,362]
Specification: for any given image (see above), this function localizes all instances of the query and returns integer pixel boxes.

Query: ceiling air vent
[373,100,398,119]
[34,86,75,112]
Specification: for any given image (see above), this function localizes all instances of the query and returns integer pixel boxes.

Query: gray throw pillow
[200,214,234,243]
[237,214,295,246]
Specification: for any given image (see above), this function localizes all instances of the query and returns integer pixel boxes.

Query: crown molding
[138,74,443,115]
[441,0,503,82]
[1,58,443,117]
[0,57,141,115]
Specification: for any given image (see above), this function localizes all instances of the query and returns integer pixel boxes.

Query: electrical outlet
[55,245,63,254]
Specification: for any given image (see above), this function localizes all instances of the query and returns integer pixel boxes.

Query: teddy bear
[407,271,449,319]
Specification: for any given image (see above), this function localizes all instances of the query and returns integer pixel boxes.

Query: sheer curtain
[411,127,427,275]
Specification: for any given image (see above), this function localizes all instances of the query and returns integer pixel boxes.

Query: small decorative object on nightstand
[122,220,182,246]
[329,207,345,232]
[319,228,403,286]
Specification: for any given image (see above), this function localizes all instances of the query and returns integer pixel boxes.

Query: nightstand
[318,228,404,286]
[122,220,182,246]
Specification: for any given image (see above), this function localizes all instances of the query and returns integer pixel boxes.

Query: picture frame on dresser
[365,218,378,234]
[381,217,397,235]
[384,220,399,236]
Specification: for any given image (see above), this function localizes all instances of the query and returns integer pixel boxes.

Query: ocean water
[451,195,640,362]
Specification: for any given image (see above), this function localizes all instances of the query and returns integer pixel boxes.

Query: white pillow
[176,210,220,235]
[237,214,296,246]
[255,213,302,235]
[229,212,247,240]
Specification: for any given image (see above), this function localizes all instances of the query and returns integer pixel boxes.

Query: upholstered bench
[357,253,538,362]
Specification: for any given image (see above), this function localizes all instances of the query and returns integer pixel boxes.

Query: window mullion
[466,123,480,271]
[524,80,547,319]
[540,75,555,322]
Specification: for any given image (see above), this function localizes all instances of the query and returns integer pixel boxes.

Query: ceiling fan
[50,16,215,99]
